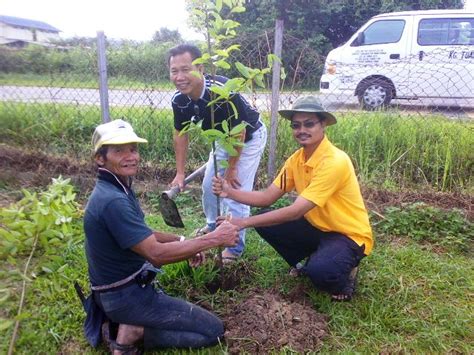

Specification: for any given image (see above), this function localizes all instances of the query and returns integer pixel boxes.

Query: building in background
[0,15,60,47]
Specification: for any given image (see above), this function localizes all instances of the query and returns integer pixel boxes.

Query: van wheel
[358,80,392,110]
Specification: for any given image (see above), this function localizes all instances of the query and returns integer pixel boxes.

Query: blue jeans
[255,217,366,294]
[202,124,267,256]
[94,283,224,349]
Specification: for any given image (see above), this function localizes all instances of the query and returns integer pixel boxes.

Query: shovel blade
[159,193,185,228]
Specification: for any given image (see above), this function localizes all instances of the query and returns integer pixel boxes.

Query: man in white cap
[83,119,239,353]
[213,96,373,301]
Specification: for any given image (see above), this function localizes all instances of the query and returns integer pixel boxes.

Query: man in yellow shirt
[212,96,373,301]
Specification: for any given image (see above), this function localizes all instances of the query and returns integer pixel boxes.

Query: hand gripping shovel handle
[159,164,207,228]
[162,164,207,199]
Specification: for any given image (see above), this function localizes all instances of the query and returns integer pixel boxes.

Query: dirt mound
[223,291,328,354]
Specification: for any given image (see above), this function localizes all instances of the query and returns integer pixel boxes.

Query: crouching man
[83,119,239,353]
[213,96,373,301]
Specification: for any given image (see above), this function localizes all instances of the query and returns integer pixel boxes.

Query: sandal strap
[110,340,142,355]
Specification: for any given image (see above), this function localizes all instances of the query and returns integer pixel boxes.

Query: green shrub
[375,202,473,253]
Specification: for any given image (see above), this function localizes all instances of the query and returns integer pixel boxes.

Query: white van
[319,10,474,110]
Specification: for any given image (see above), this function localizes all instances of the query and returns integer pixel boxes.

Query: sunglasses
[290,120,321,130]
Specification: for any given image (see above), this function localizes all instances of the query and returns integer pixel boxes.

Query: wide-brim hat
[278,96,337,126]
[92,119,148,153]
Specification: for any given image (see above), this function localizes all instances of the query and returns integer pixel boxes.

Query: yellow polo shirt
[273,136,373,255]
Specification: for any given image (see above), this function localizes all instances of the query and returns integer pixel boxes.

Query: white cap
[92,119,147,153]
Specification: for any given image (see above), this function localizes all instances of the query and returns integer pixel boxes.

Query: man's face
[169,52,204,100]
[95,143,140,182]
[290,112,326,147]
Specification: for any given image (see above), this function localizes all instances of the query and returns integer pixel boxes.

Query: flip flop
[331,267,358,302]
[109,340,143,355]
[220,249,239,265]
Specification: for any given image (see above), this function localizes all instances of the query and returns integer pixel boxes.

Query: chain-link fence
[0,29,473,190]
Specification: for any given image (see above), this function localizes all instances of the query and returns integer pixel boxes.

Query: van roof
[374,9,474,19]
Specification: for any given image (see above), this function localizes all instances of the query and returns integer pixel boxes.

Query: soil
[1,144,472,219]
[223,289,328,354]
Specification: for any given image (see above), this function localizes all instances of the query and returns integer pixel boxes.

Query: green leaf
[221,120,229,133]
[219,160,229,169]
[202,129,225,140]
[222,142,238,156]
[225,44,240,53]
[0,319,14,331]
[254,74,265,88]
[209,86,229,99]
[214,59,231,70]
[235,62,250,78]
[230,122,247,135]
[230,6,246,13]
[216,0,223,12]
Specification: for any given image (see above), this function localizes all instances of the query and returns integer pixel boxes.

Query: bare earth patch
[223,290,328,354]
[2,144,471,219]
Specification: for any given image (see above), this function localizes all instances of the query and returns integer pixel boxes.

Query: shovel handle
[163,164,207,199]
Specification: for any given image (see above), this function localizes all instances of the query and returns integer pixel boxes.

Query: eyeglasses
[289,120,321,130]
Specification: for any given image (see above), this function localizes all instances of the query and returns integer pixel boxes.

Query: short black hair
[95,145,109,166]
[167,44,202,66]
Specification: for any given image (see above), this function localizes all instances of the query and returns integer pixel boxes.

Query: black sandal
[110,340,143,355]
[331,267,358,302]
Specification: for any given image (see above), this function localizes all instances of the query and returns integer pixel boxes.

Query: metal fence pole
[96,31,110,123]
[267,19,284,182]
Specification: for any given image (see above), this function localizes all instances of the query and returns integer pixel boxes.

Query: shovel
[159,164,207,228]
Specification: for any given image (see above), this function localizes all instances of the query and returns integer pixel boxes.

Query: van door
[410,16,474,101]
[348,17,411,108]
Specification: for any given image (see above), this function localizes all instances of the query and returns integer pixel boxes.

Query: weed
[374,202,473,253]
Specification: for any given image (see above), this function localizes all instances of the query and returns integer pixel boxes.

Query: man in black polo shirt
[168,44,267,263]
[84,119,239,353]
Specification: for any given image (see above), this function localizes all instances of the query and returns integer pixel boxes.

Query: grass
[1,183,473,354]
[1,102,472,192]
[0,72,175,90]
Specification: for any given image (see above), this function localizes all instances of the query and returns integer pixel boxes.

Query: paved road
[1,85,473,119]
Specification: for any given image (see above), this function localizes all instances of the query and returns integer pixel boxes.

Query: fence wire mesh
[0,30,472,191]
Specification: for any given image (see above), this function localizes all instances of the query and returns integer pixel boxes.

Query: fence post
[267,19,284,182]
[96,31,110,123]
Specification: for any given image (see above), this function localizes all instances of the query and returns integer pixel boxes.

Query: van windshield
[352,19,405,46]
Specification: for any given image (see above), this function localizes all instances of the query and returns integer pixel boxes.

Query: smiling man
[168,44,267,263]
[83,119,239,353]
[212,96,373,301]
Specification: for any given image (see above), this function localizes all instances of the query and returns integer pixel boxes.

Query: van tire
[358,79,393,110]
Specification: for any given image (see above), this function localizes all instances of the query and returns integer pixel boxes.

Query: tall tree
[152,27,183,44]
[236,0,464,52]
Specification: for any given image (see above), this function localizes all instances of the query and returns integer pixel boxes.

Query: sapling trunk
[206,9,223,269]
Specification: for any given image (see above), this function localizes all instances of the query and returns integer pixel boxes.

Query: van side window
[418,18,474,46]
[351,20,405,46]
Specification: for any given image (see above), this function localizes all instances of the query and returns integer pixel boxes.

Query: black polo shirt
[84,169,152,286]
[171,74,261,142]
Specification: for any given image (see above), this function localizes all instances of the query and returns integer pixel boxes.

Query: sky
[1,0,203,41]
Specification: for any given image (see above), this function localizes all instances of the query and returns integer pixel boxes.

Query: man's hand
[171,173,185,190]
[217,215,246,230]
[212,176,231,198]
[188,252,206,268]
[224,167,241,189]
[213,221,239,247]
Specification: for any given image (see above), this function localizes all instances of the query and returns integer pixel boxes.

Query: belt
[92,269,157,293]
